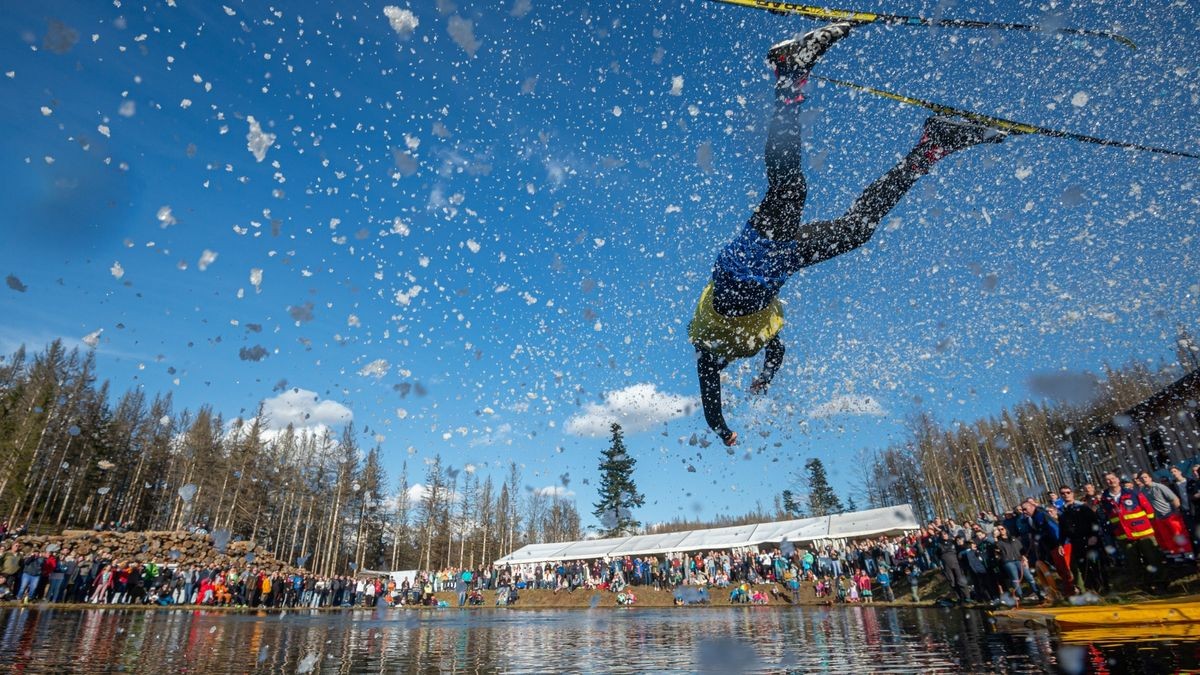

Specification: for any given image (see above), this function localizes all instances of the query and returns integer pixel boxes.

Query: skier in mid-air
[690,23,1010,446]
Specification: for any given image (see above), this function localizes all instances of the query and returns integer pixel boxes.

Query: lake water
[0,605,1194,673]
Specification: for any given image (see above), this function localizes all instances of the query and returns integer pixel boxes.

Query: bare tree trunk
[353,499,368,572]
[213,470,231,532]
[480,521,490,571]
[120,443,151,526]
[274,487,295,560]
[3,393,62,520]
[458,526,467,569]
[32,436,76,526]
[297,494,315,570]
[170,461,196,531]
[54,476,76,526]
[390,525,400,570]
[324,482,345,576]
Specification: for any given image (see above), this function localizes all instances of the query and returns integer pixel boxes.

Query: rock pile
[12,530,300,573]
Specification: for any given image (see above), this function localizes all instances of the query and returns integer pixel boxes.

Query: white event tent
[494,504,919,567]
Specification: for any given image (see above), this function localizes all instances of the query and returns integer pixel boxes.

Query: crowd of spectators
[485,465,1199,606]
[0,541,501,609]
[919,467,1197,604]
[1,465,1195,609]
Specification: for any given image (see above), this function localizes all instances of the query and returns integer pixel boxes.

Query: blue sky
[1,0,1197,529]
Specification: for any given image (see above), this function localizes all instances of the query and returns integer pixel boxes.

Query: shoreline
[0,585,1176,613]
[0,586,933,612]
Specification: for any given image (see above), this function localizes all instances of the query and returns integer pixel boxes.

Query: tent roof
[606,531,692,557]
[493,504,918,566]
[828,506,920,539]
[551,536,633,561]
[496,542,571,564]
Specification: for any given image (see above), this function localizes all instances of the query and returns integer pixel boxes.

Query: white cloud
[260,388,352,430]
[230,419,332,449]
[379,488,413,513]
[469,422,513,447]
[808,394,887,419]
[383,6,418,38]
[406,483,431,504]
[535,485,574,498]
[565,383,698,436]
[404,482,466,506]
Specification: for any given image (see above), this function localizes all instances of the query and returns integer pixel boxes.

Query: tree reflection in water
[0,606,1194,673]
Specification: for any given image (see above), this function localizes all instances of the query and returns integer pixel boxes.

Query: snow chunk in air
[447,16,481,57]
[197,249,218,271]
[82,329,103,348]
[808,394,886,419]
[157,206,177,227]
[383,6,419,38]
[359,359,391,378]
[246,116,275,162]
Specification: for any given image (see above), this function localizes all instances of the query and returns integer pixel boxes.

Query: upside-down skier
[689,23,1010,446]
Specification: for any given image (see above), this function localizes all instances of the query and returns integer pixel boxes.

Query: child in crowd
[876,566,894,602]
[857,570,873,603]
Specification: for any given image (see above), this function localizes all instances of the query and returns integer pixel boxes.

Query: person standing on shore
[995,524,1044,604]
[1100,471,1166,593]
[1058,485,1106,594]
[89,563,114,604]
[1137,471,1193,559]
[456,570,469,607]
[17,549,46,603]
[1170,466,1192,527]
[0,543,20,597]
[934,532,970,604]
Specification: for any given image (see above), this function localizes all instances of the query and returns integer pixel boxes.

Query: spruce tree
[804,458,844,517]
[593,423,645,537]
[780,489,803,517]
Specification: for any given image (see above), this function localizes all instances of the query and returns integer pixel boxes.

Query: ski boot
[911,114,1007,171]
[767,22,854,82]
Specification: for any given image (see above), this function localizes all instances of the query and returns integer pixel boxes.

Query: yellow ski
[708,0,1137,50]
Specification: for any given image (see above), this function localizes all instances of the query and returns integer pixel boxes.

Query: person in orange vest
[1099,471,1165,593]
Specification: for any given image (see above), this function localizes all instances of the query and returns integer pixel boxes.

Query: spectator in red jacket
[1100,471,1165,593]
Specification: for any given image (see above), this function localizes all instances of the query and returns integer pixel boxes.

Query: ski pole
[813,75,1198,159]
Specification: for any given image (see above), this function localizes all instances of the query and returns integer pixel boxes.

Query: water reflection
[0,605,1195,673]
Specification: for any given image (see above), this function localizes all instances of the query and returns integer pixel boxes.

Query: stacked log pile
[11,531,302,574]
